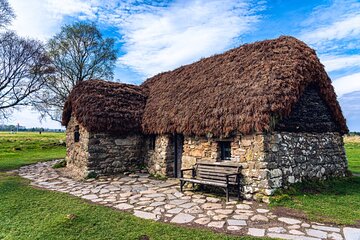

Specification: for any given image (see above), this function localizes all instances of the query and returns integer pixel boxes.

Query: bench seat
[179,178,228,187]
[179,161,243,201]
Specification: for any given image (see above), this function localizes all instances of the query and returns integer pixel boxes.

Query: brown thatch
[62,80,147,134]
[141,36,348,136]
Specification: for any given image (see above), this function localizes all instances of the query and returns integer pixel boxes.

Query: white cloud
[10,0,58,40]
[332,72,360,97]
[108,0,263,77]
[9,0,99,40]
[299,0,360,115]
[46,0,99,20]
[321,55,360,72]
[9,0,264,77]
[301,14,360,45]
[300,0,360,48]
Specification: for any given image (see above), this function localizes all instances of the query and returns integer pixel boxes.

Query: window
[74,125,80,142]
[219,141,231,160]
[149,135,156,150]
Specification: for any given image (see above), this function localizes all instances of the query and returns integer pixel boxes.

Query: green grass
[269,138,360,226]
[0,173,261,240]
[270,177,360,225]
[0,132,66,171]
[0,132,360,237]
[345,142,360,174]
[0,132,263,240]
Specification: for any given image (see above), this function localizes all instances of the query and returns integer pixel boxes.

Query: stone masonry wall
[87,133,145,175]
[66,116,146,178]
[181,137,218,170]
[66,121,347,201]
[146,134,175,177]
[263,132,348,195]
[275,86,341,133]
[180,132,347,201]
[181,135,269,200]
[65,116,90,178]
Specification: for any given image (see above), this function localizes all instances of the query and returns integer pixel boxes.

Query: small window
[74,125,80,142]
[149,135,156,150]
[219,141,231,160]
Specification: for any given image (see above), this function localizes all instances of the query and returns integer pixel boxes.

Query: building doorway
[174,134,184,178]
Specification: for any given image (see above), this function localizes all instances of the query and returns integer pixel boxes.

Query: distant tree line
[0,124,64,132]
[349,132,360,136]
[0,0,117,122]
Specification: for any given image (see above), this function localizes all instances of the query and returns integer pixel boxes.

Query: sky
[2,0,360,131]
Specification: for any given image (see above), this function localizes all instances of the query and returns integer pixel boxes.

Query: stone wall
[263,132,348,195]
[178,132,347,201]
[181,137,218,170]
[66,117,347,201]
[65,116,146,178]
[181,135,269,199]
[65,116,90,178]
[87,133,145,175]
[146,134,175,177]
[275,86,341,132]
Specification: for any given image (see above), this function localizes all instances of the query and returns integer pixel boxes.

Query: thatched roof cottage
[62,36,348,200]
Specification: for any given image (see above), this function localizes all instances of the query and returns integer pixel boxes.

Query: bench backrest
[195,161,241,184]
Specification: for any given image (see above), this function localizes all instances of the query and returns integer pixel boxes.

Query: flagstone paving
[15,160,360,240]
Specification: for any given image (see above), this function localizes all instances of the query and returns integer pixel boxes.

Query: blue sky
[3,0,360,131]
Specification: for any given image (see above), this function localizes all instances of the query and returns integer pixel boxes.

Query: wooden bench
[179,161,242,202]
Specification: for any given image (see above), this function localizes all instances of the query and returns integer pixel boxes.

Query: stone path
[15,161,360,240]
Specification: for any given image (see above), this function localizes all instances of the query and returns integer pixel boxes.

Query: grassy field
[270,176,360,225]
[0,132,261,239]
[0,173,262,240]
[344,136,360,174]
[0,132,66,171]
[270,135,360,225]
[0,132,359,239]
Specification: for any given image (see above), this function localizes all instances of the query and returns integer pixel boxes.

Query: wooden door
[174,134,184,178]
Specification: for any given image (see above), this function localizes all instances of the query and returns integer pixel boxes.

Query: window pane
[219,141,231,160]
[74,125,80,142]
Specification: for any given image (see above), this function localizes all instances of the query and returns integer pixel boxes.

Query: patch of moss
[86,171,98,179]
[52,159,67,169]
[149,173,167,181]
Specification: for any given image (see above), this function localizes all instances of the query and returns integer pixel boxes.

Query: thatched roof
[62,80,147,134]
[141,36,348,136]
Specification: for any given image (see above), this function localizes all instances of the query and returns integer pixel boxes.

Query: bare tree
[0,32,51,118]
[32,22,117,122]
[0,0,15,28]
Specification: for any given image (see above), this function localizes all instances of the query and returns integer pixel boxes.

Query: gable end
[275,85,341,133]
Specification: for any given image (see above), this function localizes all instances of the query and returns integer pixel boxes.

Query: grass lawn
[0,132,360,238]
[270,177,360,225]
[345,137,360,174]
[0,132,66,171]
[0,132,263,240]
[0,173,262,240]
[270,136,360,226]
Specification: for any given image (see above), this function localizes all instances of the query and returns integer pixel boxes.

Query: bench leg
[192,182,195,189]
[180,180,184,192]
[237,185,241,200]
[226,187,229,202]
